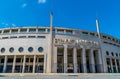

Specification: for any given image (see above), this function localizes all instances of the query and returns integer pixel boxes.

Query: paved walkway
[0,73,120,79]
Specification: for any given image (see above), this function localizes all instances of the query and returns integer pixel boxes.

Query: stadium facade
[0,13,119,74]
[0,26,120,74]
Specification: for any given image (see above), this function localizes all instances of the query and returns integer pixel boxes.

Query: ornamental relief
[54,38,99,48]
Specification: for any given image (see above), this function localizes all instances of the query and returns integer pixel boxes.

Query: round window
[28,47,33,52]
[9,47,14,53]
[38,47,43,52]
[1,48,5,53]
[18,47,24,53]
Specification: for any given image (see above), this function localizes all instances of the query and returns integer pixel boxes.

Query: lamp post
[96,19,104,73]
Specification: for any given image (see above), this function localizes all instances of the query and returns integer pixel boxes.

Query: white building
[0,26,119,73]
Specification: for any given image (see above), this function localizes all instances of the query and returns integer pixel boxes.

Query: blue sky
[0,0,120,39]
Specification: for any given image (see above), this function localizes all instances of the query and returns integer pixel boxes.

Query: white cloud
[1,22,17,28]
[21,3,27,8]
[5,23,8,26]
[12,24,16,27]
[1,22,5,25]
[1,23,9,28]
[38,0,46,4]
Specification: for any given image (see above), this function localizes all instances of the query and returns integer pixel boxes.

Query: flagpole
[50,12,53,32]
[46,12,53,73]
[96,19,101,39]
[96,19,104,73]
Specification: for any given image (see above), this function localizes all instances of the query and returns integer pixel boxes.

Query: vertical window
[116,53,118,57]
[106,51,109,55]
[111,52,114,56]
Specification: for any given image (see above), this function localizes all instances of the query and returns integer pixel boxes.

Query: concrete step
[0,73,120,79]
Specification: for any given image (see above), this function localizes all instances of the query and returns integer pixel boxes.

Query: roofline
[0,26,119,40]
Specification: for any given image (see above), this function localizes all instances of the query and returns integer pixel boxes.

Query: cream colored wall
[0,34,50,56]
[0,27,119,73]
[54,33,120,73]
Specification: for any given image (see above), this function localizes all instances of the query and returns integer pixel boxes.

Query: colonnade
[53,44,103,73]
[106,58,120,73]
[1,45,120,73]
[0,55,45,73]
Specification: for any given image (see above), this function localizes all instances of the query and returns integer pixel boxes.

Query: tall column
[64,45,67,73]
[3,55,7,73]
[46,37,52,73]
[81,48,87,73]
[46,12,53,73]
[33,55,36,73]
[103,56,107,73]
[12,55,16,73]
[97,49,103,73]
[89,49,95,73]
[110,58,113,73]
[115,59,118,73]
[53,47,57,73]
[22,55,26,73]
[44,54,47,73]
[64,30,66,34]
[73,48,77,73]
